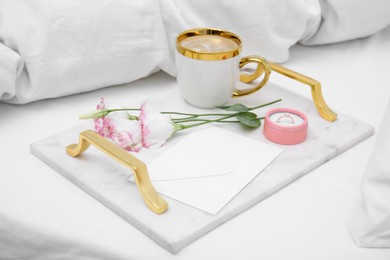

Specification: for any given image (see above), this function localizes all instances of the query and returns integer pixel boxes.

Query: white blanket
[347,98,390,247]
[0,0,389,104]
[1,23,390,260]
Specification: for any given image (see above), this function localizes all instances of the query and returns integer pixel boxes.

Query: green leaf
[236,112,261,128]
[236,112,257,119]
[218,104,249,112]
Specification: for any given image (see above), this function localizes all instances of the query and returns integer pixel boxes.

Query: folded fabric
[1,0,389,104]
[0,43,23,101]
[0,0,172,104]
[347,98,390,247]
[301,0,390,45]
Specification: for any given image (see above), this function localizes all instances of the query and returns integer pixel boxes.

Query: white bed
[1,1,390,259]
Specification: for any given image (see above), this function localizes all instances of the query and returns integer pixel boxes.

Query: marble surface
[30,83,374,253]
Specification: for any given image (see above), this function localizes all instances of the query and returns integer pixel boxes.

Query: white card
[147,128,236,181]
[141,126,283,214]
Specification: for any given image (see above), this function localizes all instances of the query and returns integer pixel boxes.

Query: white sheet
[347,98,390,247]
[0,43,23,100]
[301,0,390,45]
[0,0,171,103]
[1,0,389,104]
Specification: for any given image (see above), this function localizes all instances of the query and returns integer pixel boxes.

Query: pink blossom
[94,98,142,152]
[110,119,143,152]
[139,102,177,148]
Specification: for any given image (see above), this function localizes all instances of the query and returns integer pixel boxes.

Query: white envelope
[131,126,283,215]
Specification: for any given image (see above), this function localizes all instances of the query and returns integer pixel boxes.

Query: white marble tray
[30,84,374,253]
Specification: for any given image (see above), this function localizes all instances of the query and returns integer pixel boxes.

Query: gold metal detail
[176,27,336,121]
[66,130,168,214]
[235,55,271,96]
[235,58,337,122]
[176,28,242,60]
[269,63,337,122]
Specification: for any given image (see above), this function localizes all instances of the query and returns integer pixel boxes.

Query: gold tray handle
[235,58,337,122]
[66,130,168,214]
[270,63,337,122]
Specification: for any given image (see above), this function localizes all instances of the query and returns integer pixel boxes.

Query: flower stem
[164,99,281,117]
[170,99,281,126]
[248,99,282,110]
[170,115,199,122]
[107,108,140,112]
[180,115,236,130]
[80,99,281,120]
[173,117,265,124]
[161,111,230,117]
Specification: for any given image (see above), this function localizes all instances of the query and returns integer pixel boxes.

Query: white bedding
[1,0,389,104]
[1,24,390,260]
[347,98,390,247]
[1,1,390,259]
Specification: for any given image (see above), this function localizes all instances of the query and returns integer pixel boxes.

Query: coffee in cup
[175,28,271,108]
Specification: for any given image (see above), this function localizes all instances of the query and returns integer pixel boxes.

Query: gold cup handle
[235,56,338,122]
[66,130,168,214]
[234,55,271,96]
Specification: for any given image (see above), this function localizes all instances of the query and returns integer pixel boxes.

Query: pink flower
[139,102,178,148]
[110,119,143,152]
[94,98,142,152]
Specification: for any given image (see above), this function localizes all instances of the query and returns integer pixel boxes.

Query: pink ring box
[263,107,308,145]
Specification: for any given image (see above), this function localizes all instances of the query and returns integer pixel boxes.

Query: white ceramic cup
[175,28,271,108]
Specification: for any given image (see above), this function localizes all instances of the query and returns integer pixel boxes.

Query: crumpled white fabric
[0,0,171,103]
[301,0,390,45]
[347,98,390,248]
[0,0,389,104]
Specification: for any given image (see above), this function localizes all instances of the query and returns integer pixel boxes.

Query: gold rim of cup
[176,28,242,61]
